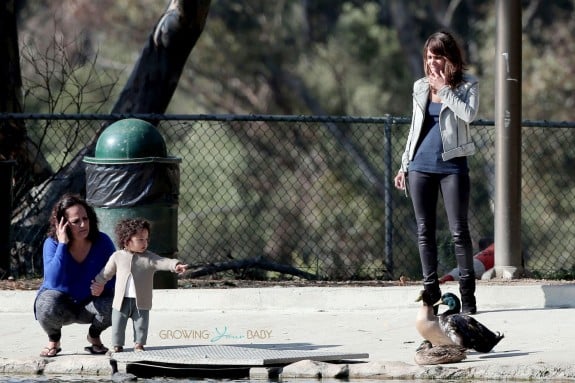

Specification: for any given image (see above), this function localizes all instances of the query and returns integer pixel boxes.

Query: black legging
[408,171,475,299]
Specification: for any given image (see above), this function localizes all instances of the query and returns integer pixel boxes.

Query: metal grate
[111,344,369,366]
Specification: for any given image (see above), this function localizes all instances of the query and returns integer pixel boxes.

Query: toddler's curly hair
[114,218,151,249]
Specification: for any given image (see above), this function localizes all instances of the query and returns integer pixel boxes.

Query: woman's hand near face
[428,69,446,91]
[426,51,447,91]
[56,217,69,244]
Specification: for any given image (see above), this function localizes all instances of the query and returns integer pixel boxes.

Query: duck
[414,339,467,365]
[414,290,467,364]
[435,292,504,353]
[415,289,459,346]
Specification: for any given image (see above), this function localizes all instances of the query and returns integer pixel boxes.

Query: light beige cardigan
[95,249,181,310]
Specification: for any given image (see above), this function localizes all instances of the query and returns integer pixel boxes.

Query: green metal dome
[94,118,167,159]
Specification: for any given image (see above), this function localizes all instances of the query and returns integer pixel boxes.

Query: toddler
[92,218,187,352]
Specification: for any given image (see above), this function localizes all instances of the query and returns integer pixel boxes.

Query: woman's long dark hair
[423,31,467,88]
[48,193,100,242]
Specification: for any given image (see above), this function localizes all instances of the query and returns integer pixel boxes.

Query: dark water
[0,378,434,383]
[4,376,574,383]
[5,379,575,383]
[0,379,412,383]
[0,378,202,383]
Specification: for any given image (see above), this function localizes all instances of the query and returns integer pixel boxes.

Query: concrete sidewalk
[1,281,575,380]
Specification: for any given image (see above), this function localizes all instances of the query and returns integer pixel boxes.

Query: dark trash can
[83,119,181,288]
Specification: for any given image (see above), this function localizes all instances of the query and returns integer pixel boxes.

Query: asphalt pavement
[1,280,574,380]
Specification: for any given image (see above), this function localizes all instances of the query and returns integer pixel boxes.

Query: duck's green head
[434,292,461,314]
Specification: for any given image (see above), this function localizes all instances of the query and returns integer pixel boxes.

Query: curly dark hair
[114,218,151,249]
[48,193,100,242]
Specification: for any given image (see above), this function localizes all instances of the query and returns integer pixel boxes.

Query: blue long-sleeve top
[38,232,116,304]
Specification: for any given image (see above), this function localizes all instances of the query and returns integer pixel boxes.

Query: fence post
[0,160,16,279]
[384,115,394,278]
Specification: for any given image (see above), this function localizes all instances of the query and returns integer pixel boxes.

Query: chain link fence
[3,114,575,281]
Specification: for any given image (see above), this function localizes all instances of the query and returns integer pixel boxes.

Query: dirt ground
[0,276,572,291]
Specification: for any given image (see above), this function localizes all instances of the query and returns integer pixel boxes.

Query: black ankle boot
[424,282,442,315]
[459,277,477,314]
[461,298,477,315]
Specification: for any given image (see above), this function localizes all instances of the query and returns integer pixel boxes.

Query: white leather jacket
[400,73,479,173]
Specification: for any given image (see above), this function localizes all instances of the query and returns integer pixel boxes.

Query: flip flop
[40,346,62,357]
[84,344,109,355]
[85,334,109,355]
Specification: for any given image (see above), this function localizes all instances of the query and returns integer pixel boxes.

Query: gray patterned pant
[34,289,113,342]
[112,297,150,347]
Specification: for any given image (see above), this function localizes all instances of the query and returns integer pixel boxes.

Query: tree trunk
[112,0,211,114]
[388,1,425,79]
[0,0,22,115]
[1,0,52,278]
[0,0,52,187]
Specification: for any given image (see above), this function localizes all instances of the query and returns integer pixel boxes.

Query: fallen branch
[183,255,320,280]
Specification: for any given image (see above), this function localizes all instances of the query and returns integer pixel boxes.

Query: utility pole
[493,0,523,278]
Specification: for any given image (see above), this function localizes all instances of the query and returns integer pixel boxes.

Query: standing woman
[34,193,116,357]
[394,31,480,314]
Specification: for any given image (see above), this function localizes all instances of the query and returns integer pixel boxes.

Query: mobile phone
[59,214,72,237]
